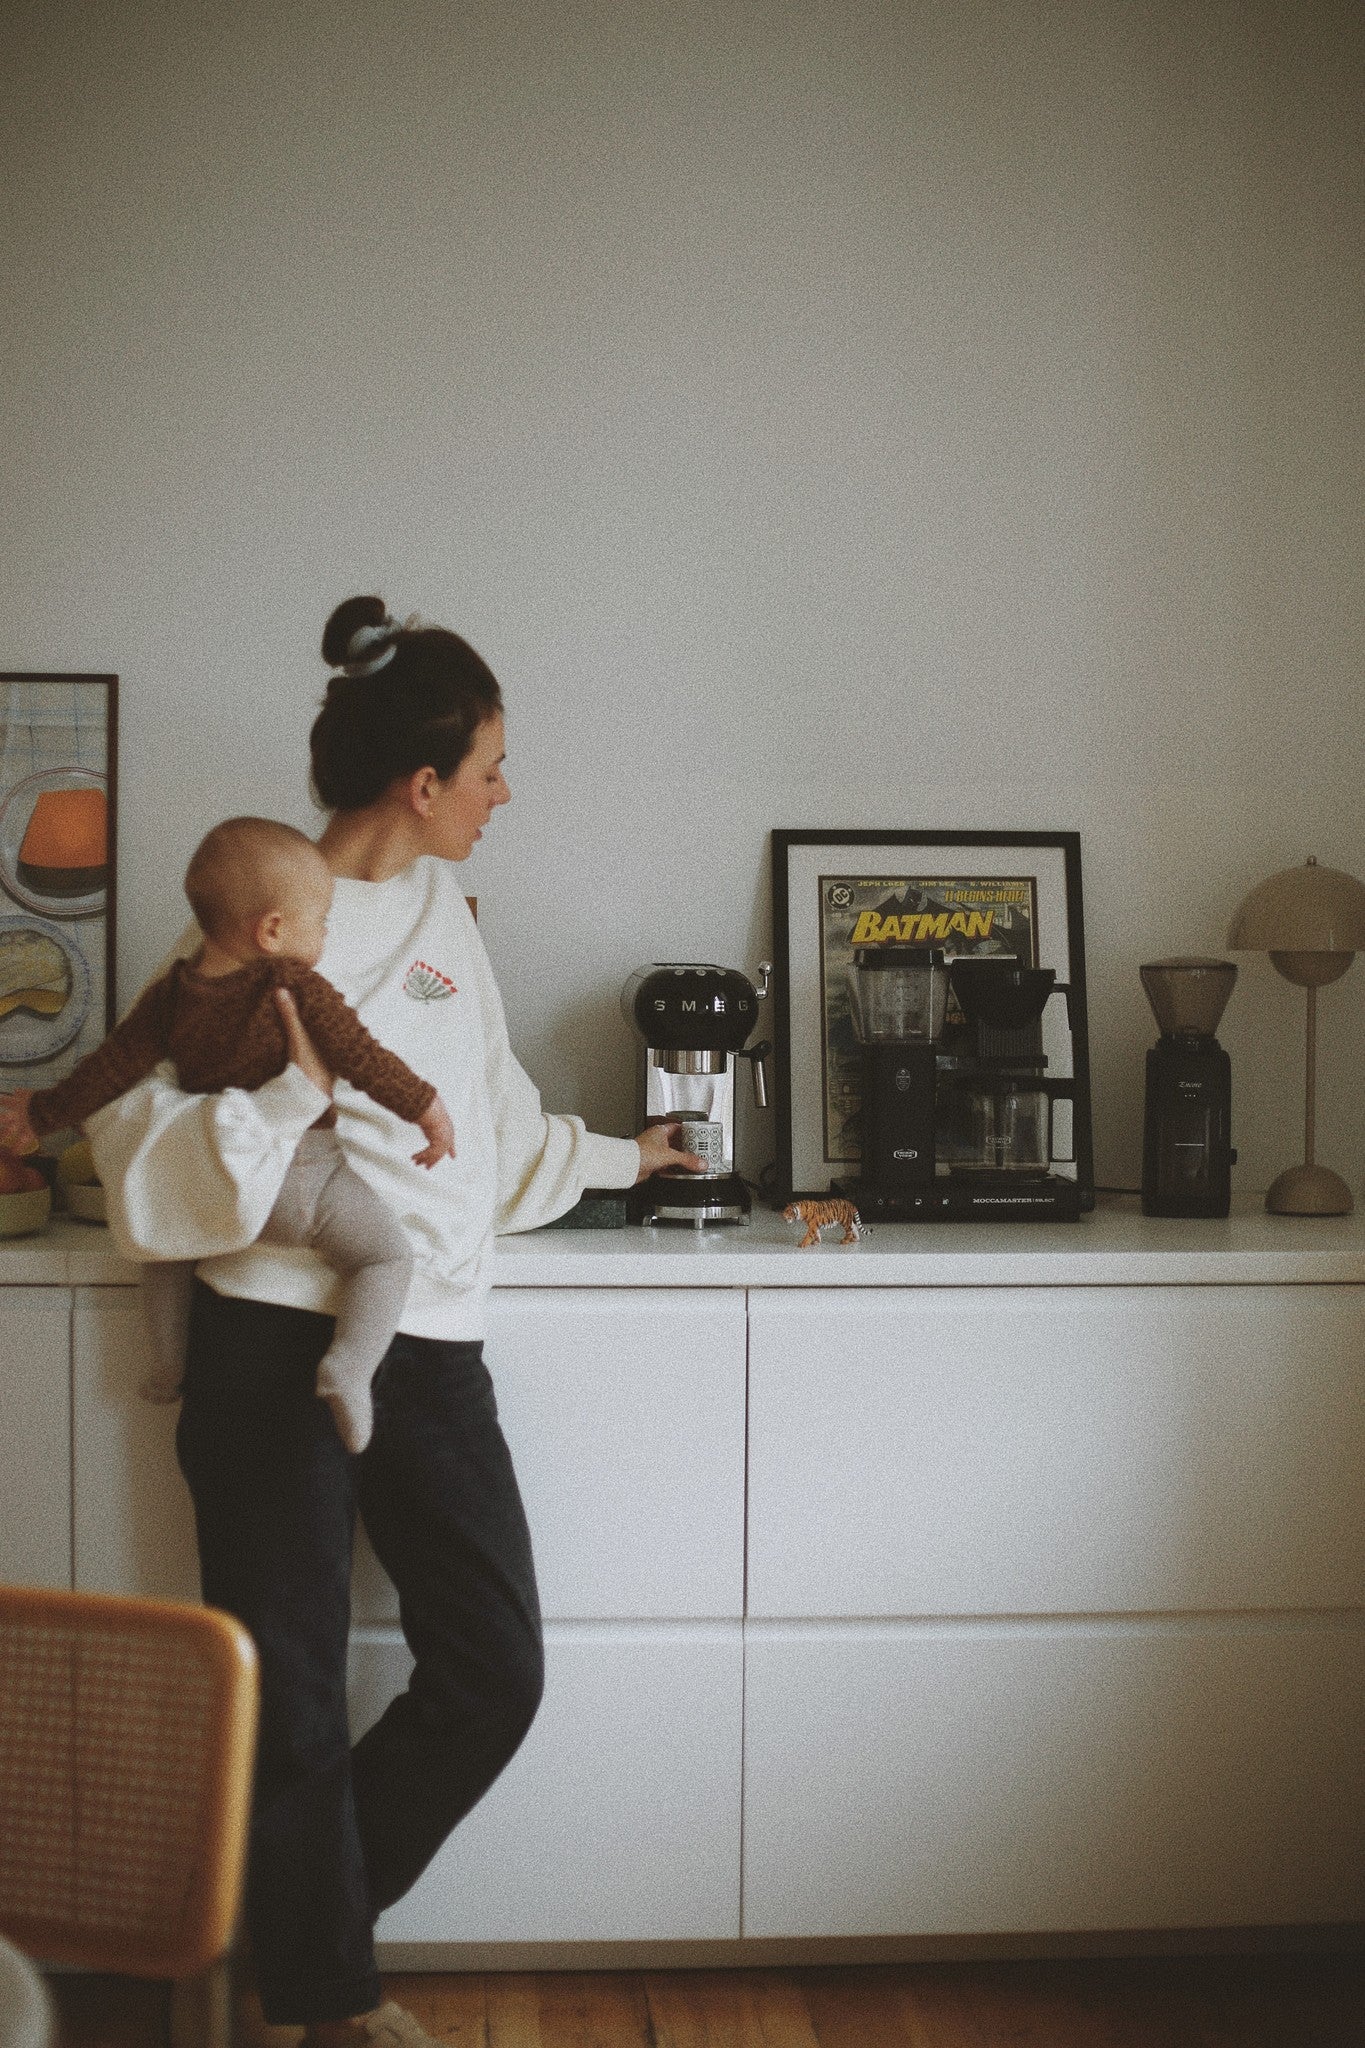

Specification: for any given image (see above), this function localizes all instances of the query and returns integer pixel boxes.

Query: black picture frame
[0,674,118,1113]
[770,828,1093,1204]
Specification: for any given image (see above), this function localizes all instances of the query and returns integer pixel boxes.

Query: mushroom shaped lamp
[1227,856,1365,1215]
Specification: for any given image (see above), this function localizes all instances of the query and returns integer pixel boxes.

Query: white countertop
[7,1197,1365,1288]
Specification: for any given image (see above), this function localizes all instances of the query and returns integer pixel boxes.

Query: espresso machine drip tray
[641,1183,751,1227]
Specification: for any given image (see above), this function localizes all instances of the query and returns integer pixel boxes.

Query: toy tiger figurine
[783,1197,863,1249]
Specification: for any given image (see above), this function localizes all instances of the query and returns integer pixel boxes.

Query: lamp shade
[1227,858,1365,953]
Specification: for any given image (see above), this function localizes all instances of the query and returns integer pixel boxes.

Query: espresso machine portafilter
[622,962,771,1225]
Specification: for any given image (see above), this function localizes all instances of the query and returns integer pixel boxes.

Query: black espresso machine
[835,947,1092,1220]
[622,962,771,1225]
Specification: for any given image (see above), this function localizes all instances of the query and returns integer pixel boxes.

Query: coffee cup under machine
[622,963,771,1225]
[837,947,1088,1220]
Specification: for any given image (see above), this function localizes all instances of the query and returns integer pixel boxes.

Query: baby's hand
[0,1091,39,1157]
[412,1093,455,1169]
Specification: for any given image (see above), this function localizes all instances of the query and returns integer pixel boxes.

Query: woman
[88,597,701,2048]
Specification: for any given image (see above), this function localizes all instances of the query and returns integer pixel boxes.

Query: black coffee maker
[1140,957,1237,1217]
[839,948,1089,1220]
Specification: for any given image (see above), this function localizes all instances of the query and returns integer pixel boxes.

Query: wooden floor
[48,1956,1365,2048]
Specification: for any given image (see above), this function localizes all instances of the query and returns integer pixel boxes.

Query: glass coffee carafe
[938,1075,1052,1174]
[939,959,1060,1175]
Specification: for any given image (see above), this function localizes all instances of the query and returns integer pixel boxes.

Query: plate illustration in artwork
[0,914,93,1065]
[0,767,109,919]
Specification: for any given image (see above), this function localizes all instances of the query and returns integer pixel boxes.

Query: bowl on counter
[0,1185,52,1237]
[63,1181,106,1222]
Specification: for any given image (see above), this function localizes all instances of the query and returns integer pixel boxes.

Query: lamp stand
[1265,981,1354,1215]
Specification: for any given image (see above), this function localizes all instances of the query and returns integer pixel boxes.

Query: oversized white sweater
[86,857,641,1340]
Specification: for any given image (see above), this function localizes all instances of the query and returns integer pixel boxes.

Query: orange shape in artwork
[20,787,108,870]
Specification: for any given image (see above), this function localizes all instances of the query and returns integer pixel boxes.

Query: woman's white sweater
[86,858,640,1341]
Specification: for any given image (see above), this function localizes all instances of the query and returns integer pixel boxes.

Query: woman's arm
[471,928,702,1233]
[87,988,333,1265]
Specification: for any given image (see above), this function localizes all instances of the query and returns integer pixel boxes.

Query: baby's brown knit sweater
[28,955,436,1138]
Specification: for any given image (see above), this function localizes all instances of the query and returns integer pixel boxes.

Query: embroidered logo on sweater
[403,959,457,1002]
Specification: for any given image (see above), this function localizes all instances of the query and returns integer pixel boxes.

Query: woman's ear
[407,765,440,816]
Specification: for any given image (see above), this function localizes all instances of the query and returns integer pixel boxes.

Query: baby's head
[184,817,333,967]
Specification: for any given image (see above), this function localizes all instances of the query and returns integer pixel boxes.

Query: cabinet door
[743,1617,1365,1936]
[353,1289,747,1624]
[748,1286,1365,1617]
[0,1291,71,1588]
[356,1621,743,1943]
[72,1288,199,1601]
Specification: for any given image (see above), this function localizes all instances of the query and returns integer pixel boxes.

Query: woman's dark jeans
[176,1282,544,2025]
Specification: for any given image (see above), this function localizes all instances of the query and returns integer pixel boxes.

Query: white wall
[3,0,1362,1196]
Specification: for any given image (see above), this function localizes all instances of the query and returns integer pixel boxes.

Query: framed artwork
[0,675,117,1115]
[770,828,1093,1201]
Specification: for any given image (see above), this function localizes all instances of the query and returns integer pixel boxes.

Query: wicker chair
[0,1585,258,2047]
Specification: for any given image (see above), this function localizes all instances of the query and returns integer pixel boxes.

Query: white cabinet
[16,1215,1365,1955]
[68,1280,750,1617]
[350,1287,748,1943]
[61,1279,748,1945]
[743,1282,1365,1941]
[355,1622,744,1943]
[352,1288,746,1624]
[742,1617,1365,1936]
[61,1277,749,1949]
[0,1291,71,1589]
[747,1286,1365,1617]
[71,1288,199,1601]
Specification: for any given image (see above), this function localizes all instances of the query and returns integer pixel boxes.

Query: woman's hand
[634,1120,707,1183]
[413,1093,456,1168]
[274,987,336,1097]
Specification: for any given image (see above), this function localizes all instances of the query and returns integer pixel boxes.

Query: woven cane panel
[0,1616,217,1946]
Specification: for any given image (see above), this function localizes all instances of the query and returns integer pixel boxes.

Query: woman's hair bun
[311,596,503,812]
[321,594,389,669]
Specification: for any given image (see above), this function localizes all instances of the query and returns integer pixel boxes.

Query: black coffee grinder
[1140,957,1237,1217]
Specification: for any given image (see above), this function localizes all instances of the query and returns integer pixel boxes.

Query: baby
[0,816,454,1454]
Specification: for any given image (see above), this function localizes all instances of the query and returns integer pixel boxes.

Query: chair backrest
[0,1585,257,1980]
